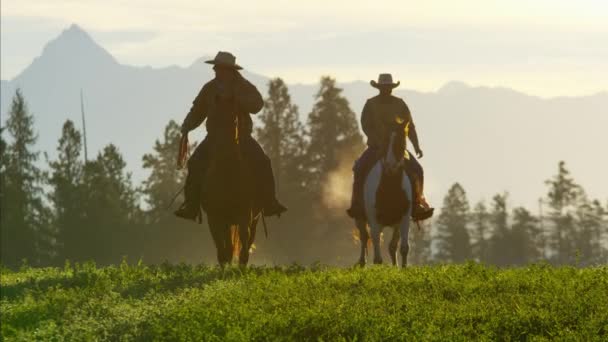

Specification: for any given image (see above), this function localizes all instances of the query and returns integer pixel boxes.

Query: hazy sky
[2,0,607,96]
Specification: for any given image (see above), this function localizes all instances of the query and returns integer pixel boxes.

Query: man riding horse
[174,51,287,221]
[347,73,434,222]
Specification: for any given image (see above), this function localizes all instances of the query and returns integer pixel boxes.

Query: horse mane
[375,122,410,226]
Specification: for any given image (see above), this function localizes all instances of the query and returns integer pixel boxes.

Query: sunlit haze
[2,0,607,96]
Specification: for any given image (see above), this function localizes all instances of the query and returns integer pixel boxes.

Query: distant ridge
[1,24,606,208]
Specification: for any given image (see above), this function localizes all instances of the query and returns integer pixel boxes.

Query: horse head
[382,121,408,174]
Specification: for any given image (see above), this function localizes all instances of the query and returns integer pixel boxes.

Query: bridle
[381,128,406,175]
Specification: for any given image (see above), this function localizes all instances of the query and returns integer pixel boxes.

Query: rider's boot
[261,160,287,217]
[174,170,202,222]
[346,167,366,220]
[410,176,434,221]
[264,198,287,217]
[347,148,380,220]
[174,201,200,221]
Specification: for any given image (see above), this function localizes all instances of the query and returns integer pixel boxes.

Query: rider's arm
[181,84,209,133]
[361,100,379,144]
[234,73,264,114]
[403,101,421,152]
[408,125,421,152]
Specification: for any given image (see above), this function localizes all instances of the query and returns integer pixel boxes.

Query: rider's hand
[415,148,424,159]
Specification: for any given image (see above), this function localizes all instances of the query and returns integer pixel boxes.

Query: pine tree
[252,78,319,262]
[434,183,472,262]
[487,193,512,265]
[574,198,605,265]
[48,120,85,262]
[255,78,307,195]
[0,90,50,267]
[510,207,539,265]
[0,127,7,218]
[141,120,187,221]
[80,144,139,263]
[409,226,432,265]
[545,161,581,264]
[471,201,490,263]
[0,127,7,261]
[306,76,364,191]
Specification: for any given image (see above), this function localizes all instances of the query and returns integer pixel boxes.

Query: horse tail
[231,225,241,258]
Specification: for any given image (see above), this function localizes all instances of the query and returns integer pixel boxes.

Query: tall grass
[1,261,607,341]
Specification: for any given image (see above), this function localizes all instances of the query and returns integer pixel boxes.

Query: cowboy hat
[205,51,242,70]
[370,73,400,89]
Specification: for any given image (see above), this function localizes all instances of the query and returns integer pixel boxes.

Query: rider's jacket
[181,74,264,137]
[361,94,415,149]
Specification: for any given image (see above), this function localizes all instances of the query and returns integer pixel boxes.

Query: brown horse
[200,114,261,266]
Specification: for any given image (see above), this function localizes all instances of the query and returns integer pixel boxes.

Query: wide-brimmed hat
[205,51,242,70]
[370,73,400,89]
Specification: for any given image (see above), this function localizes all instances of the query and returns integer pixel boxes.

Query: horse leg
[210,216,233,266]
[399,216,411,268]
[238,216,251,266]
[363,162,383,265]
[207,215,227,266]
[389,227,400,266]
[355,218,368,267]
[224,225,237,265]
[400,171,414,268]
[369,223,383,265]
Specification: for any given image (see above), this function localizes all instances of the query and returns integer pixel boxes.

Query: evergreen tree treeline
[1,85,606,268]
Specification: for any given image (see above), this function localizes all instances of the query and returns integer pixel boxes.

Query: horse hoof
[356,259,366,267]
[373,259,383,265]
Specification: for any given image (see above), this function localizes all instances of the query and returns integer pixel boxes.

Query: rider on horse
[174,51,287,221]
[347,73,434,222]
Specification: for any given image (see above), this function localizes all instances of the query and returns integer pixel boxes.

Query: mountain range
[2,24,606,208]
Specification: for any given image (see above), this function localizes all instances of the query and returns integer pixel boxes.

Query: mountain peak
[64,24,88,37]
[438,81,470,93]
[36,24,117,68]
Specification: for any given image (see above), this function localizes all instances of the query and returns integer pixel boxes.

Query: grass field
[1,261,607,341]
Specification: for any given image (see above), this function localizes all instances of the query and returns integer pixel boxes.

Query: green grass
[1,261,607,341]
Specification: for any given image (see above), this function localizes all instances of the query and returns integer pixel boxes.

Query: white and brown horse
[355,123,413,267]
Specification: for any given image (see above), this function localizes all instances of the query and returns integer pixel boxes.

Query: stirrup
[174,203,200,221]
[412,206,434,222]
[346,205,365,220]
[263,200,287,217]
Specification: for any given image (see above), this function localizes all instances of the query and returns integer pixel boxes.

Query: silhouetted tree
[141,120,187,221]
[510,207,539,265]
[574,198,606,265]
[545,161,581,264]
[306,76,364,192]
[252,78,318,261]
[409,227,432,265]
[0,90,51,267]
[80,145,139,263]
[0,127,7,220]
[48,120,86,262]
[471,201,490,263]
[139,121,215,264]
[256,78,307,194]
[434,183,472,262]
[293,76,366,262]
[487,193,511,265]
[0,127,8,262]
